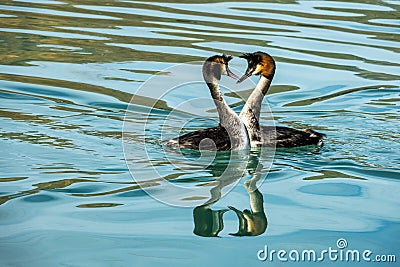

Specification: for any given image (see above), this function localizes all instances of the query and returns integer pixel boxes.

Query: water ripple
[0,0,399,264]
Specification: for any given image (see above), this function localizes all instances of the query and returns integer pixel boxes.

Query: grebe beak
[237,67,254,83]
[226,65,239,80]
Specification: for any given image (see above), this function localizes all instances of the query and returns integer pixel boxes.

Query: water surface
[0,0,399,266]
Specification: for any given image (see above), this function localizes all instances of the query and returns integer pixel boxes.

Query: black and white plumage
[163,54,250,151]
[164,52,325,151]
[165,125,324,150]
[236,51,325,148]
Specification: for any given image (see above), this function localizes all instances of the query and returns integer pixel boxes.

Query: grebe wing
[261,126,325,148]
[162,125,231,151]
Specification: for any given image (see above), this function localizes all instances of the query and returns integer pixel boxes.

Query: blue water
[0,0,399,266]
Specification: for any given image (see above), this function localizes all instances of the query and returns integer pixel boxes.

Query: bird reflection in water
[193,150,268,237]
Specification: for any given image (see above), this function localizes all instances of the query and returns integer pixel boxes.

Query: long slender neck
[207,81,249,150]
[239,76,272,146]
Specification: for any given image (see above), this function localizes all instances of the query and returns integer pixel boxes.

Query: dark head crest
[206,54,233,64]
[239,51,264,64]
[221,54,233,63]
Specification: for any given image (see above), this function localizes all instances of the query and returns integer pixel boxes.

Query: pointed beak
[226,65,239,80]
[237,67,254,83]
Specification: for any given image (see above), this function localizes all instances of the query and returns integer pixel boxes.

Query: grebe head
[202,54,239,83]
[237,51,275,83]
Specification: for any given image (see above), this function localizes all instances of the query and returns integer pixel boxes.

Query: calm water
[1,0,399,266]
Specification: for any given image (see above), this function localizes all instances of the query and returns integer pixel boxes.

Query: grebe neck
[207,81,250,150]
[239,76,272,146]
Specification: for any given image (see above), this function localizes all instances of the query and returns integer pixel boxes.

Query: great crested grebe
[237,51,325,148]
[164,54,250,150]
[164,52,325,151]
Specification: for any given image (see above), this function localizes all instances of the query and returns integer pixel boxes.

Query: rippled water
[1,0,399,266]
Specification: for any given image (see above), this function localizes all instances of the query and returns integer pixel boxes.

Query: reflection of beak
[228,206,249,236]
[226,65,239,80]
[237,67,254,83]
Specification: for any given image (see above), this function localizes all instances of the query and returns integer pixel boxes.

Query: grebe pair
[164,52,325,151]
